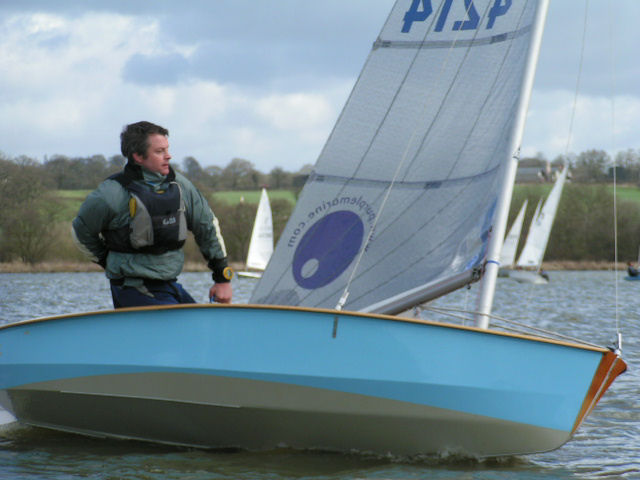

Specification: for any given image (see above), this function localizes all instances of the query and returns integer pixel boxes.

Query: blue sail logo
[402,0,512,33]
[292,211,364,289]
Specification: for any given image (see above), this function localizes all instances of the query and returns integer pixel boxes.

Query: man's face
[133,134,171,175]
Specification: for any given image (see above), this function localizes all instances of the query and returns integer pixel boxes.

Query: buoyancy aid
[103,165,187,254]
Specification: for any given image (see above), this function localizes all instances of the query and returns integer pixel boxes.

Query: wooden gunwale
[0,303,610,353]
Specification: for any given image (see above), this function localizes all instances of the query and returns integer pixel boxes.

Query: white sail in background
[516,167,568,269]
[252,0,543,313]
[520,196,542,261]
[500,199,528,268]
[240,188,273,276]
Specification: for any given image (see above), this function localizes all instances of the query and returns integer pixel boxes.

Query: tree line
[521,148,640,183]
[1,148,640,265]
[13,147,640,193]
[8,153,313,192]
[0,153,305,265]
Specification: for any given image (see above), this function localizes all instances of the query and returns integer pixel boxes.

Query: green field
[614,185,640,203]
[55,184,640,220]
[211,190,297,205]
[513,183,640,203]
[55,190,93,219]
[56,190,93,199]
[55,189,298,221]
[57,189,297,205]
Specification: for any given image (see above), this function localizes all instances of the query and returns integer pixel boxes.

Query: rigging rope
[502,0,623,350]
[607,0,622,352]
[416,304,605,349]
[557,0,622,352]
[564,0,588,159]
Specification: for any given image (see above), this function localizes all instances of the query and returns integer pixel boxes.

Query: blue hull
[0,305,625,456]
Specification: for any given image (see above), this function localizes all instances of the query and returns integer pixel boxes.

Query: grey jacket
[72,164,228,283]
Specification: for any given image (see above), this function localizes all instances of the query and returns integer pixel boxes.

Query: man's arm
[180,175,233,302]
[71,190,112,268]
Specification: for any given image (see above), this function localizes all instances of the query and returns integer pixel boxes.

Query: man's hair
[120,121,169,163]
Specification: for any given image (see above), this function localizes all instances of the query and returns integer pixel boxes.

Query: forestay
[252,0,543,313]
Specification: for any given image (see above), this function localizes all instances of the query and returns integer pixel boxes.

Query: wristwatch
[222,266,234,281]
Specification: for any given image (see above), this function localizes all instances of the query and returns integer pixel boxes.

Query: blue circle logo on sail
[292,211,364,289]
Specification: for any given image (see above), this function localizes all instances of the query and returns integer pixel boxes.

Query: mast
[475,0,551,329]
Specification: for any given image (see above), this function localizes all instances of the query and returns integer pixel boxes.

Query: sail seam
[311,165,499,190]
[373,25,532,50]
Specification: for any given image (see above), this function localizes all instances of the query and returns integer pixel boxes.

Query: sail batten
[251,0,542,312]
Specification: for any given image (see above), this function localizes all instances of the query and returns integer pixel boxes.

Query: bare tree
[0,158,59,263]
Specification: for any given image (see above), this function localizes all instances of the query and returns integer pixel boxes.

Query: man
[72,121,232,308]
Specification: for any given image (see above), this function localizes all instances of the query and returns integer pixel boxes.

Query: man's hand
[209,282,232,304]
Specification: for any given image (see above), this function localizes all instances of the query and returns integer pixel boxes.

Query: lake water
[0,271,638,479]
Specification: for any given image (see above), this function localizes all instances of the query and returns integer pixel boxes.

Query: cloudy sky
[1,1,639,173]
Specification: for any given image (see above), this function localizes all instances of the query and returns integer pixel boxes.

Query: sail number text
[402,0,512,33]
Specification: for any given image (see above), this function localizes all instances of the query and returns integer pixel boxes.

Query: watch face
[223,267,233,280]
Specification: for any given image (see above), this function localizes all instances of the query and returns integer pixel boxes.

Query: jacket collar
[123,162,176,183]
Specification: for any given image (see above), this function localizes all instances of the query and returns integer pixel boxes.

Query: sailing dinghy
[498,199,528,276]
[0,0,626,457]
[237,188,274,279]
[509,166,568,284]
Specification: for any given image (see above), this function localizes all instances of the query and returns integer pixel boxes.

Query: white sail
[513,196,541,268]
[252,0,544,313]
[243,188,274,273]
[238,191,274,280]
[516,167,568,269]
[500,199,528,268]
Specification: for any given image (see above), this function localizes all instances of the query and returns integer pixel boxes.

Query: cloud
[187,40,282,87]
[0,1,638,174]
[539,1,640,98]
[161,81,350,171]
[122,52,191,86]
[522,89,640,160]
[0,4,366,171]
[257,93,333,133]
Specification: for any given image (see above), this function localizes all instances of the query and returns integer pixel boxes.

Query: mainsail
[252,0,543,313]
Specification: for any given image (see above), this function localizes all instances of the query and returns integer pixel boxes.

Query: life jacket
[103,165,187,254]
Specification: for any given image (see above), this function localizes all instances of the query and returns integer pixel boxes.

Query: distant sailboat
[499,199,528,270]
[238,188,273,279]
[509,166,568,284]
